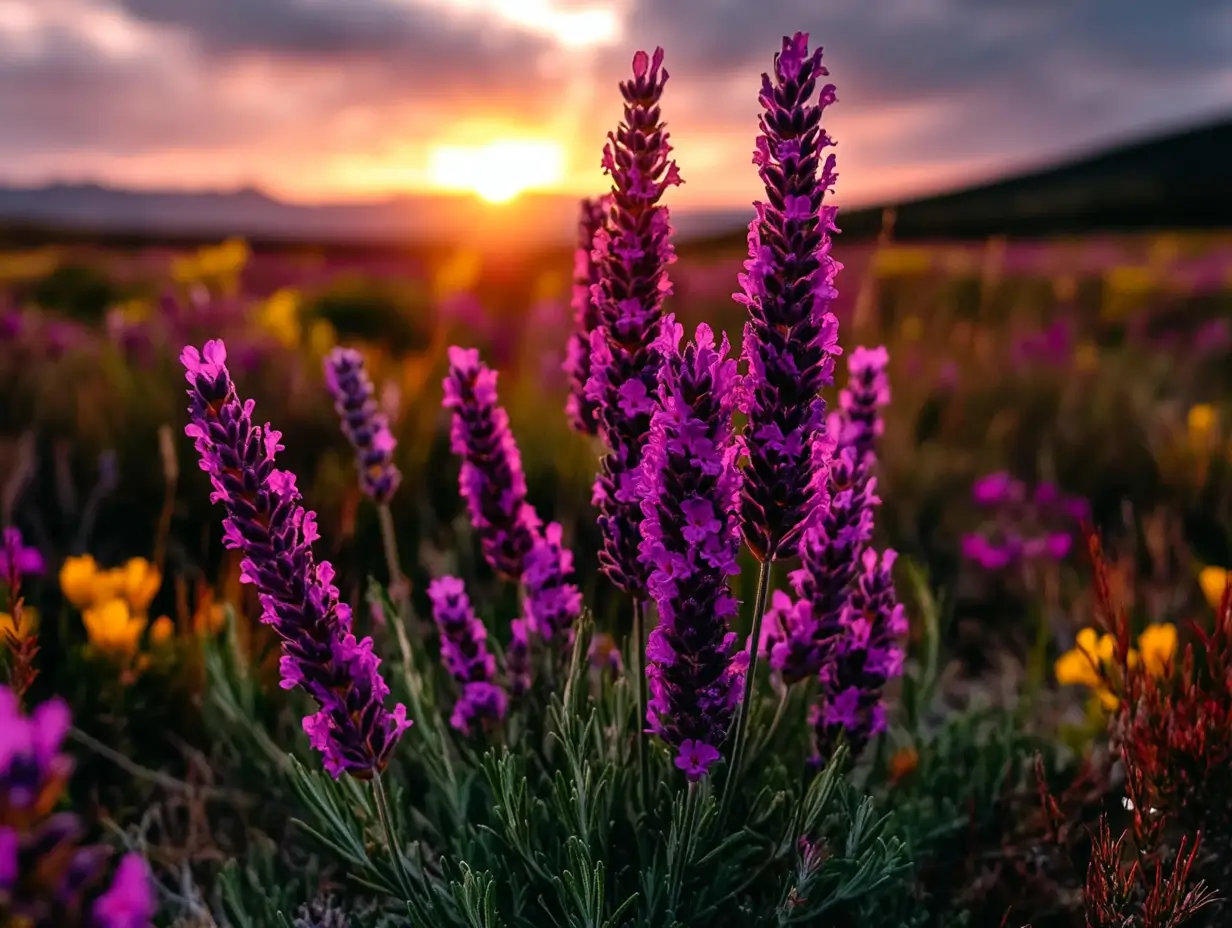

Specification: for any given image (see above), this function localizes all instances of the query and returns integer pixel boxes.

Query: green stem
[372,772,415,900]
[719,557,773,825]
[744,684,790,777]
[631,596,648,812]
[377,503,416,646]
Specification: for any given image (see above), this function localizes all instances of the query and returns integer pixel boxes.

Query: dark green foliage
[306,277,435,356]
[25,261,123,322]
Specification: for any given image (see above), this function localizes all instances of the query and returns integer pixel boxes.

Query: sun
[428,140,566,204]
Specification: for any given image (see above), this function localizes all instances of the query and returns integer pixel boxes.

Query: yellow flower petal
[0,606,38,641]
[119,557,161,614]
[1199,566,1229,611]
[1055,647,1102,688]
[59,555,102,609]
[82,598,146,657]
[149,615,175,646]
[1137,623,1177,677]
[1188,404,1215,437]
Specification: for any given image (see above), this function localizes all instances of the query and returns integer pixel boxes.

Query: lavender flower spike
[427,576,508,734]
[736,32,843,561]
[764,445,880,683]
[563,196,611,436]
[811,548,907,766]
[640,318,747,781]
[183,340,410,778]
[586,47,683,595]
[324,347,402,503]
[522,522,583,644]
[443,346,541,580]
[835,345,890,466]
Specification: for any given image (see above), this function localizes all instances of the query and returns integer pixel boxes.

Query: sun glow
[428,140,566,203]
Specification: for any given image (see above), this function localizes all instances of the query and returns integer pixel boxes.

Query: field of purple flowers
[2,32,1232,928]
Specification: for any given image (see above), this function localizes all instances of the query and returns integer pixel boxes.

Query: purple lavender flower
[0,527,44,579]
[443,347,541,580]
[0,686,155,927]
[182,340,410,778]
[426,576,508,734]
[971,472,1025,508]
[586,47,683,596]
[92,853,156,928]
[764,446,880,683]
[810,548,906,765]
[736,32,843,561]
[505,618,532,697]
[521,522,583,644]
[324,348,402,504]
[639,319,747,780]
[836,346,890,465]
[563,196,611,436]
[964,474,1086,573]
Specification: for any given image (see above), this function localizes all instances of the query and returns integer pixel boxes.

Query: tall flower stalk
[183,339,410,778]
[563,196,611,436]
[586,44,683,805]
[727,31,842,802]
[323,347,413,639]
[639,319,747,781]
[586,46,683,597]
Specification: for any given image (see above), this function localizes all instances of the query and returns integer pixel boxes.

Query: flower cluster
[1054,623,1176,711]
[59,556,170,665]
[833,345,890,466]
[762,446,880,683]
[182,339,410,778]
[0,686,155,927]
[443,346,541,580]
[427,577,508,734]
[586,47,683,595]
[323,347,401,504]
[522,523,584,645]
[736,31,842,561]
[639,320,747,780]
[962,473,1088,571]
[809,548,907,764]
[563,196,610,436]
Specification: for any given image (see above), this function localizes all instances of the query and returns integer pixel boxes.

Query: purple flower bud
[443,347,541,580]
[92,852,156,928]
[639,318,747,781]
[0,527,44,580]
[971,472,1025,508]
[505,618,533,697]
[323,347,402,504]
[521,522,582,644]
[811,548,906,765]
[736,33,843,561]
[836,346,890,465]
[587,47,683,596]
[182,340,410,778]
[426,576,507,734]
[563,196,611,436]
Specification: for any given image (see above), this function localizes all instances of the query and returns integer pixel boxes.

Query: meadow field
[3,36,1232,928]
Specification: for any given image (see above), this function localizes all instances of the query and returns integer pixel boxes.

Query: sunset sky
[2,0,1230,210]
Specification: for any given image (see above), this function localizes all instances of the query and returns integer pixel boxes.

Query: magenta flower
[182,340,410,778]
[443,347,541,580]
[563,196,611,436]
[586,47,683,596]
[640,319,747,781]
[323,347,402,504]
[0,686,155,926]
[0,527,43,579]
[521,523,583,644]
[736,32,843,561]
[835,345,890,465]
[426,576,508,734]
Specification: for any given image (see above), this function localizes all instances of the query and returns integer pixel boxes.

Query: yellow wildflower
[1055,627,1135,711]
[0,606,38,641]
[1187,404,1215,438]
[82,599,147,658]
[117,557,161,613]
[60,555,106,609]
[149,615,175,647]
[1136,623,1177,677]
[1199,566,1229,610]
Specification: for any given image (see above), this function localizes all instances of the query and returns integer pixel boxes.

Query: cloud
[0,0,1229,206]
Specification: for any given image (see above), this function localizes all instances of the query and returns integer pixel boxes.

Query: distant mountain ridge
[0,182,749,247]
[2,114,1230,247]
